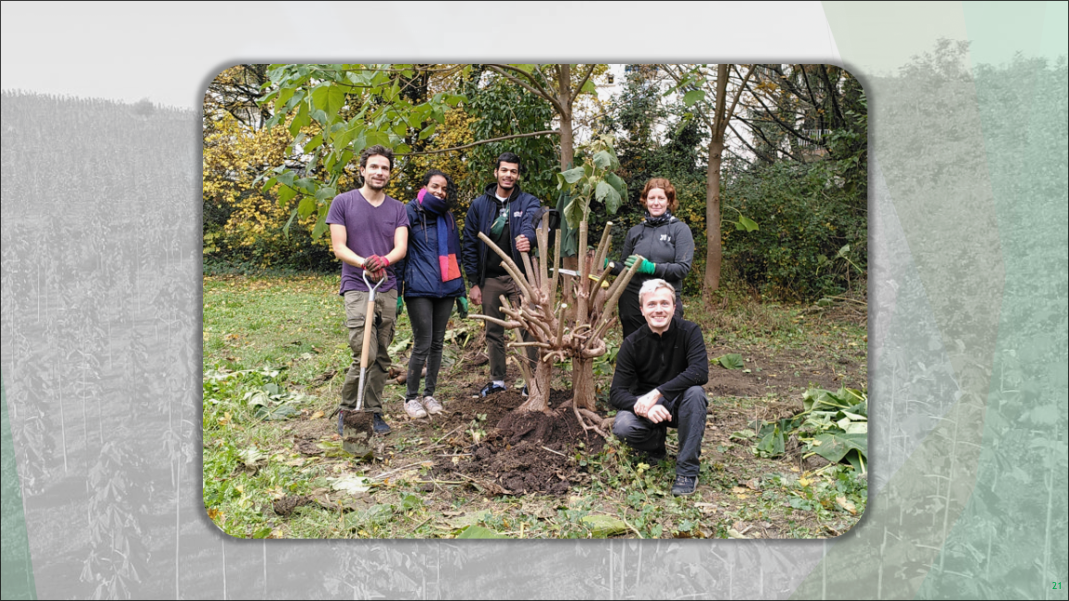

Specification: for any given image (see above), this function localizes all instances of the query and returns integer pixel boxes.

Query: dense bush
[721,159,866,299]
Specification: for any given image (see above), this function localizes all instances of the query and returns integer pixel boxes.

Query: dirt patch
[706,345,866,397]
[434,389,606,495]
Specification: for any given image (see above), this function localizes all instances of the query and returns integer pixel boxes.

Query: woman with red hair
[609,177,695,339]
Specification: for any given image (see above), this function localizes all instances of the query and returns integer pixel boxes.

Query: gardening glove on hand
[456,296,469,318]
[364,254,388,272]
[624,255,641,269]
[396,295,405,314]
[637,258,656,275]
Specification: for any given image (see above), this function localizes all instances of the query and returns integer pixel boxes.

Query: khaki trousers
[482,275,537,381]
[340,288,397,413]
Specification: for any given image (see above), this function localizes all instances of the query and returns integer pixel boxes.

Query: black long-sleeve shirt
[609,317,709,411]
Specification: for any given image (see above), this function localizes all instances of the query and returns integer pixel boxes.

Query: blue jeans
[612,386,707,477]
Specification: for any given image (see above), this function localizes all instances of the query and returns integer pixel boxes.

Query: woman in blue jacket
[397,169,467,419]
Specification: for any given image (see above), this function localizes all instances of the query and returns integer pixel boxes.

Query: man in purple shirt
[326,145,409,435]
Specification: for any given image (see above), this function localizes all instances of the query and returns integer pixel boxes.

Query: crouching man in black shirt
[610,278,709,496]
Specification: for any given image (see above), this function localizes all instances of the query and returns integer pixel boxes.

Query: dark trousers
[618,288,685,340]
[405,296,454,400]
[612,386,707,477]
[482,275,537,381]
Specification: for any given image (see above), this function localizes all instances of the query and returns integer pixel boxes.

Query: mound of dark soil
[435,389,607,495]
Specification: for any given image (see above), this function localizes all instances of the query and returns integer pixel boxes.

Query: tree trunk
[704,138,724,296]
[517,355,554,413]
[557,64,574,170]
[571,357,597,411]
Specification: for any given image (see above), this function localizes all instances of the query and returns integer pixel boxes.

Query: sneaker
[671,475,698,496]
[422,396,443,415]
[336,409,348,436]
[521,384,529,398]
[372,413,391,434]
[480,382,507,397]
[404,399,428,419]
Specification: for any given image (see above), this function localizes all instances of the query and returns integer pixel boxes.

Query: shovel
[341,270,383,457]
[355,269,385,412]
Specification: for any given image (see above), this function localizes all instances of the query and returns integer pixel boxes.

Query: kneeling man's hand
[635,389,671,423]
[646,404,671,424]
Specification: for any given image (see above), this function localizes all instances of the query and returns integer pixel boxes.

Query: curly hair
[640,177,678,213]
[422,168,458,208]
[359,144,394,170]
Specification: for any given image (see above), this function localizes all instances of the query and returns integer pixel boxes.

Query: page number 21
[1054,582,1063,590]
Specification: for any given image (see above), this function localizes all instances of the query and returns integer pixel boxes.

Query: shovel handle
[356,271,386,411]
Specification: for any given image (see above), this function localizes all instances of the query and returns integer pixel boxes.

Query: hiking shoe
[671,475,698,496]
[404,399,428,419]
[480,382,507,397]
[422,396,443,415]
[336,409,349,436]
[372,413,391,434]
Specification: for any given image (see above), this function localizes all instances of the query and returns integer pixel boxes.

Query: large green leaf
[312,211,329,238]
[716,353,744,370]
[562,196,587,230]
[560,166,585,185]
[756,424,785,456]
[581,515,628,537]
[456,525,507,539]
[803,387,855,412]
[809,431,867,464]
[683,90,706,106]
[737,216,759,232]
[595,181,622,214]
[277,185,298,206]
[592,150,613,170]
[605,172,628,205]
[310,83,347,119]
[297,196,317,218]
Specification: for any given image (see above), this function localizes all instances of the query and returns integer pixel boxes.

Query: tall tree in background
[662,64,756,296]
[483,64,602,170]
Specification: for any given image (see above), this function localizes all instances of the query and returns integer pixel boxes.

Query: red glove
[364,255,389,272]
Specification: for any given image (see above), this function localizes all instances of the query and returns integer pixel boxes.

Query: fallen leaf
[581,515,629,537]
[328,475,371,494]
[456,525,507,539]
[727,528,749,539]
[836,495,857,515]
[310,411,324,419]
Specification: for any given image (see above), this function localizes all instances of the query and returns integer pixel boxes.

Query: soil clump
[435,389,607,495]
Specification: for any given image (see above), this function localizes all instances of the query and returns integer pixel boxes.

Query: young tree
[470,135,633,434]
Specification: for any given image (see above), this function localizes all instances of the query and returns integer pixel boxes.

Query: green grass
[203,274,867,539]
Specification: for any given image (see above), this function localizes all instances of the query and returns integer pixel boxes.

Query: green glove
[624,254,641,268]
[396,295,405,314]
[456,296,469,318]
[638,259,656,275]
